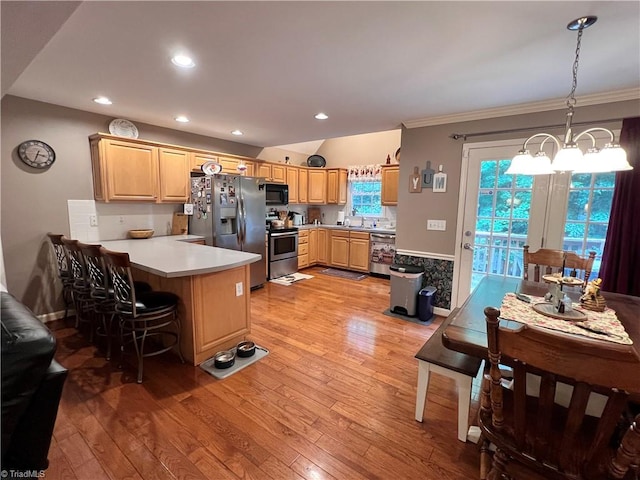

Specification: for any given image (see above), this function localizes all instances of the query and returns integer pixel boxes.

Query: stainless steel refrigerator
[189,173,266,289]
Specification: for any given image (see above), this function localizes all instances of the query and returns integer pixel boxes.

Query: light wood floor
[45,266,544,480]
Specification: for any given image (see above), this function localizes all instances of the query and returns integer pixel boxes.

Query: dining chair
[478,306,640,480]
[46,233,73,320]
[101,247,184,383]
[522,245,596,284]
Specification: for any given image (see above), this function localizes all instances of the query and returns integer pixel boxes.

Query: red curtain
[600,117,640,296]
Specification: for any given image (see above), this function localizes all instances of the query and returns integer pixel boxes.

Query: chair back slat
[79,242,107,298]
[61,238,87,287]
[481,306,634,479]
[523,246,596,284]
[100,247,137,317]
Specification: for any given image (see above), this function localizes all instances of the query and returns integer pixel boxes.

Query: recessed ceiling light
[175,115,190,123]
[93,96,112,105]
[314,112,328,120]
[171,54,195,68]
[231,130,244,136]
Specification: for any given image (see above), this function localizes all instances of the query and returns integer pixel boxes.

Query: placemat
[500,293,632,345]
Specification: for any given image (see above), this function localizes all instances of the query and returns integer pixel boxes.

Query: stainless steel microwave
[265,183,289,205]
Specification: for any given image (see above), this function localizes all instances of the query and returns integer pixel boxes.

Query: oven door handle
[371,234,396,240]
[270,231,296,237]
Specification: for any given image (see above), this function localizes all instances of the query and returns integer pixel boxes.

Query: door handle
[463,242,474,251]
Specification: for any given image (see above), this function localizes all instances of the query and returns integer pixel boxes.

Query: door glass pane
[562,172,615,279]
[472,159,532,290]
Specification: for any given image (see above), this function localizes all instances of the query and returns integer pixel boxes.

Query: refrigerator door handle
[238,195,246,245]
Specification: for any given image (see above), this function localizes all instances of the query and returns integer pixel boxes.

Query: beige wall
[398,99,640,256]
[316,129,401,168]
[0,95,261,311]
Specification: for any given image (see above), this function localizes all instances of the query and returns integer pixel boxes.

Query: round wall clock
[17,140,56,169]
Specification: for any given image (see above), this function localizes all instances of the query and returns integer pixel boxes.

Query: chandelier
[506,16,632,176]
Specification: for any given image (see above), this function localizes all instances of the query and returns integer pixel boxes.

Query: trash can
[389,264,425,316]
[418,286,437,323]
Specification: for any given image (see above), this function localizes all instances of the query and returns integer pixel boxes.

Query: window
[563,172,616,278]
[350,181,382,216]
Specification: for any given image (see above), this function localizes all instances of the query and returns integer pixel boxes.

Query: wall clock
[17,140,56,169]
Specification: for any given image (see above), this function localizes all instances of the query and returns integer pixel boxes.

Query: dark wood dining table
[441,276,640,393]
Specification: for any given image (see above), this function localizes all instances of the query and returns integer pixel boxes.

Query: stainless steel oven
[268,228,298,279]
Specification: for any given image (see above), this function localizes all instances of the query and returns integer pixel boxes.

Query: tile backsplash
[68,200,181,242]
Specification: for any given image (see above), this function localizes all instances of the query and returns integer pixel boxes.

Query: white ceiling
[3,1,639,148]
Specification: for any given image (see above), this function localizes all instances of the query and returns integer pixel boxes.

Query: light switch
[235,282,243,296]
[427,219,446,231]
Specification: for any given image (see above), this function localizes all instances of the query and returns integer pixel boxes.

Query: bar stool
[61,238,95,338]
[101,247,184,383]
[46,233,73,320]
[78,242,117,359]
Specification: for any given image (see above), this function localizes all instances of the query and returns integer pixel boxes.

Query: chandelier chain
[566,24,584,110]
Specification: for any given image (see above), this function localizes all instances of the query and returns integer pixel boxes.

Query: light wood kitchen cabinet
[381,165,399,206]
[191,152,218,171]
[308,228,318,264]
[327,168,348,205]
[308,169,327,204]
[286,167,299,204]
[218,157,239,174]
[257,163,286,183]
[90,136,159,202]
[348,231,371,272]
[317,228,329,264]
[330,230,350,268]
[298,167,309,203]
[298,230,309,269]
[328,229,370,272]
[158,148,190,202]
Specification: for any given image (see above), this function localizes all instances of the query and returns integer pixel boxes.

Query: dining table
[441,276,640,393]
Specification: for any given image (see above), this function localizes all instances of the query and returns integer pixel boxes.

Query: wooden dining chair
[479,306,640,480]
[46,233,73,320]
[523,245,596,284]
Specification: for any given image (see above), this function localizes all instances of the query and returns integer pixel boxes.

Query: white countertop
[99,235,261,278]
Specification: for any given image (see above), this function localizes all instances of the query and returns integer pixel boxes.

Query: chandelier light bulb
[552,144,583,172]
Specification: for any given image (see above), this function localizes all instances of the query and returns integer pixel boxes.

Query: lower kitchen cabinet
[309,228,318,264]
[329,229,370,272]
[330,231,350,268]
[298,230,309,269]
[317,228,329,264]
[348,232,371,272]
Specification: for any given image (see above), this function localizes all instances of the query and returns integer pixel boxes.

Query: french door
[454,139,616,307]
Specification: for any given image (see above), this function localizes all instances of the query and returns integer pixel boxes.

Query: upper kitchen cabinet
[286,167,299,204]
[308,169,327,204]
[381,165,399,206]
[90,135,159,202]
[298,167,309,204]
[256,163,286,183]
[327,168,347,205]
[158,148,190,203]
[191,152,218,172]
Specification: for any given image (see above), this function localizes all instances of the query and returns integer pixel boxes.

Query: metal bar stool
[101,247,184,383]
[61,238,95,339]
[46,233,73,320]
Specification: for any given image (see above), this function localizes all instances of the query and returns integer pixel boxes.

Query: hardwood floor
[45,266,544,480]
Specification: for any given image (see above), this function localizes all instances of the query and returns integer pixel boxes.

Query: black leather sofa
[1,291,68,470]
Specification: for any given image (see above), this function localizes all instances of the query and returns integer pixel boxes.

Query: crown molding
[403,88,640,129]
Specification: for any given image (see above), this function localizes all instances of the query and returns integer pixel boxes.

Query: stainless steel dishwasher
[370,232,396,276]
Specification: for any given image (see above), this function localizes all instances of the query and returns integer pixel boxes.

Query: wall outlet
[89,214,98,226]
[235,282,243,296]
[427,219,446,231]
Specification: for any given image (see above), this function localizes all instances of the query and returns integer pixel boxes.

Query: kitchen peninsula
[99,235,261,365]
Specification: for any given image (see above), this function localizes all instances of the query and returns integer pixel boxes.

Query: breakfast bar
[99,235,261,365]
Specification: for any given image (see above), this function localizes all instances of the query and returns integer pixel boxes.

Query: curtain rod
[449,117,625,141]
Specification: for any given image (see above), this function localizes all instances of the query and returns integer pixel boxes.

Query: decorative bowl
[128,229,154,239]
